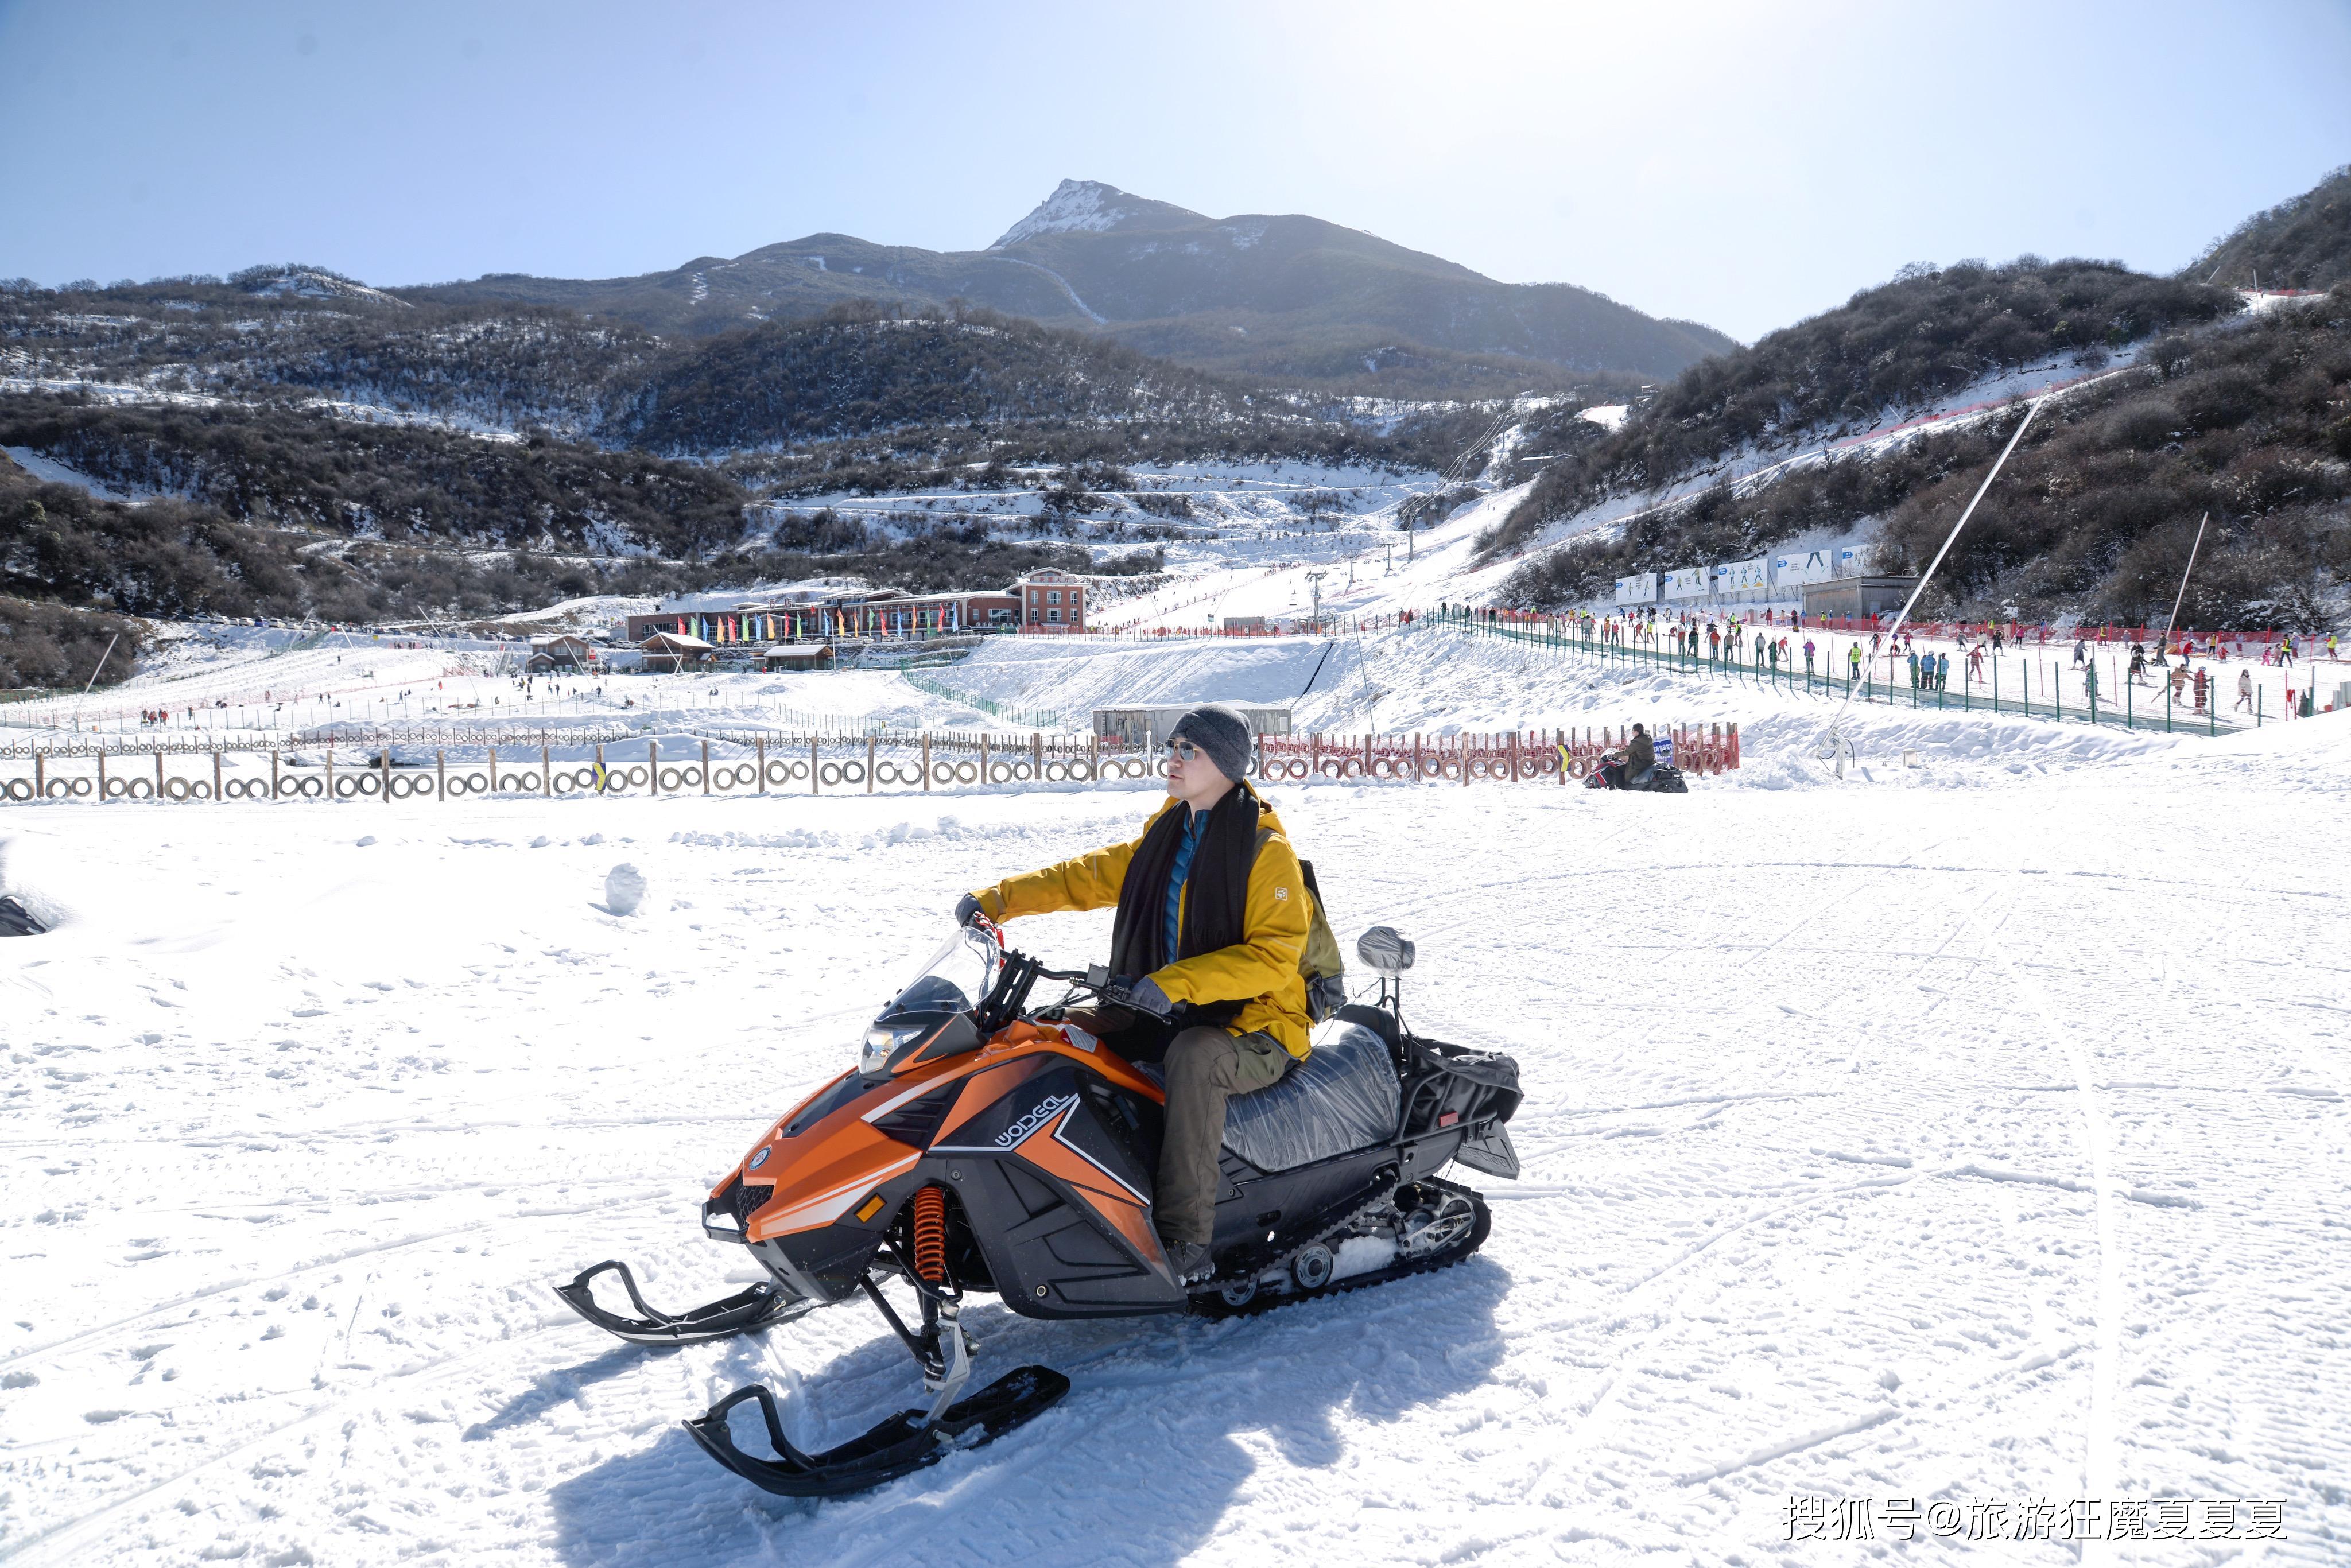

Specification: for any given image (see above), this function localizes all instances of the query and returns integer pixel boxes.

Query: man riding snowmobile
[1603,723,1656,790]
[549,704,1523,1498]
[955,704,1306,1287]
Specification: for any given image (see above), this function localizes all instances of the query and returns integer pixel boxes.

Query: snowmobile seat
[1219,1018,1400,1172]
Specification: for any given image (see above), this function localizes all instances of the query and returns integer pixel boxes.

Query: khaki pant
[1155,1026,1291,1247]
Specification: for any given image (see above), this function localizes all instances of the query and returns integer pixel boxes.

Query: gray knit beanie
[1169,703,1253,782]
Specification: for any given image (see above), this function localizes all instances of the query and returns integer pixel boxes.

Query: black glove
[954,893,983,927]
[1107,975,1174,1018]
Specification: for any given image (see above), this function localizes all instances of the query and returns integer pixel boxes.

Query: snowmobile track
[1191,1185,1493,1321]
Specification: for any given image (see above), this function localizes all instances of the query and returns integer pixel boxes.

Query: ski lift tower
[1306,569,1328,630]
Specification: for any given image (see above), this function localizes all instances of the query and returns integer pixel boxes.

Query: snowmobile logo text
[998,1094,1077,1148]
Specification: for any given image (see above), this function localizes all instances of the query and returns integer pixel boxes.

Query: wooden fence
[0,723,1737,805]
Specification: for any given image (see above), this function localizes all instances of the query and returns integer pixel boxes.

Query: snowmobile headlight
[862,1024,928,1076]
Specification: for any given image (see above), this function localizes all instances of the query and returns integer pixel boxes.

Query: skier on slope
[953,705,1311,1288]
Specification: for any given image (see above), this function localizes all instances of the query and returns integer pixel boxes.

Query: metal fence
[1433,608,2251,735]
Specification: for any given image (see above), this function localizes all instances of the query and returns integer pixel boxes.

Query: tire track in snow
[0,1191,659,1373]
[0,1321,576,1568]
[1995,913,2123,1566]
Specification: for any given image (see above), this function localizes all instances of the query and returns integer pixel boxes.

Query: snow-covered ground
[5,627,2348,1566]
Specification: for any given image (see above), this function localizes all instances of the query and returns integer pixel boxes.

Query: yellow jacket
[972,793,1313,1056]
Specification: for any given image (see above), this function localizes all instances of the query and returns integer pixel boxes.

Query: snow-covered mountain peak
[990,179,1202,249]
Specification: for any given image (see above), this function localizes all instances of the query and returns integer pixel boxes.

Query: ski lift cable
[2160,512,2210,650]
[1818,393,2046,751]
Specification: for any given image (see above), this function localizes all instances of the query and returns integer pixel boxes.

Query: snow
[990,179,1151,249]
[4,623,2347,1564]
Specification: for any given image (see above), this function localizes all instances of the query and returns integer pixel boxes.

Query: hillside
[611,304,1250,452]
[1497,282,2351,630]
[2187,163,2351,292]
[1477,258,2240,562]
[401,180,1735,395]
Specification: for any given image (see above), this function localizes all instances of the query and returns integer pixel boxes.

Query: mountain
[401,180,1735,395]
[2186,163,2351,293]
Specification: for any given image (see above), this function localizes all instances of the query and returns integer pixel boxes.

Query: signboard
[1718,556,1771,594]
[1663,566,1711,600]
[1772,549,1837,587]
[1837,545,1868,575]
[1613,572,1659,606]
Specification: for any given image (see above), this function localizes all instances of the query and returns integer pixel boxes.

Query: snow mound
[603,862,646,915]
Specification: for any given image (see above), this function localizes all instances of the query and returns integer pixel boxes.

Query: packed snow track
[1,722,2346,1565]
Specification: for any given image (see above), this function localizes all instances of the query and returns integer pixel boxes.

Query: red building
[1015,569,1085,630]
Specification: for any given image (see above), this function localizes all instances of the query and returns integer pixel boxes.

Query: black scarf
[1108,785,1260,1022]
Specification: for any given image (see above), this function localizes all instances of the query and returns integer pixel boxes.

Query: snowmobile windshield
[882,926,999,1022]
[861,926,999,1077]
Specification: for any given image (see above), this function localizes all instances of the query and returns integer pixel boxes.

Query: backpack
[1256,826,1347,1023]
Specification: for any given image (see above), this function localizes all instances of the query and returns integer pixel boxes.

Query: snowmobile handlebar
[969,919,1169,1027]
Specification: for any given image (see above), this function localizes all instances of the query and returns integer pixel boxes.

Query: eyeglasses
[1165,739,1201,761]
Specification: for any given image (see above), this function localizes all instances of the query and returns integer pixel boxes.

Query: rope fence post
[385,748,394,805]
[437,750,446,800]
[810,736,819,795]
[541,744,551,798]
[921,732,931,792]
[214,748,222,804]
[755,735,766,794]
[701,739,712,795]
[326,745,335,801]
[866,734,876,794]
[272,748,280,799]
[644,740,654,795]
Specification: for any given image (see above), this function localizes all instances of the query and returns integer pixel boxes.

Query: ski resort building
[1014,569,1087,630]
[1801,576,1923,619]
[637,631,716,672]
[525,634,597,672]
[623,587,1019,646]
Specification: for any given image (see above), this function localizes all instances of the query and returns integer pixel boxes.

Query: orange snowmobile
[554,917,1521,1497]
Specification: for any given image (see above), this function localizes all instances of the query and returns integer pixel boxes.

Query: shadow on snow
[542,1255,1512,1568]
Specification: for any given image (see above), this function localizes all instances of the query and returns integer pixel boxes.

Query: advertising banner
[1663,566,1711,600]
[1718,556,1771,594]
[1614,572,1660,606]
[1772,549,1837,587]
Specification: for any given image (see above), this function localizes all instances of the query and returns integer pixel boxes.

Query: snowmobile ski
[553,1259,810,1345]
[683,1365,1072,1497]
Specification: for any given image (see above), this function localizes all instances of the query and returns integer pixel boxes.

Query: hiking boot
[1163,1240,1213,1285]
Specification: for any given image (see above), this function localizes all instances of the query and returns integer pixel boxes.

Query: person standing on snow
[2236,668,2255,712]
[1803,638,1817,676]
[2073,637,2088,669]
[1907,649,1921,690]
[953,705,1309,1288]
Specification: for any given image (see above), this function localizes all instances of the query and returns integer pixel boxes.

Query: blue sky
[1,0,2345,341]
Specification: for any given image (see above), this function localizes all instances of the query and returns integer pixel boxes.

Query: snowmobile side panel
[930,1059,1186,1316]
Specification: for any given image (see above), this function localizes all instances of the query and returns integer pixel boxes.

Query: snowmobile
[1583,749,1690,794]
[554,917,1521,1497]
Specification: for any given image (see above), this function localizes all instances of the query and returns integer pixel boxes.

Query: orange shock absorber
[910,1185,949,1285]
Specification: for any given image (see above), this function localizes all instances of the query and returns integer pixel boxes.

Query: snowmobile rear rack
[684,1366,1071,1497]
[552,1259,810,1345]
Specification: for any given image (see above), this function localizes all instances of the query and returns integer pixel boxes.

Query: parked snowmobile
[555,918,1521,1497]
[1584,749,1690,793]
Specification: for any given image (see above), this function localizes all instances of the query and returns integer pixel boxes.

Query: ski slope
[3,638,2348,1567]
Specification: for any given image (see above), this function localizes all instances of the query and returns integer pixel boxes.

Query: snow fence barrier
[0,722,1737,806]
